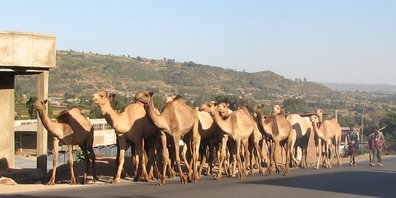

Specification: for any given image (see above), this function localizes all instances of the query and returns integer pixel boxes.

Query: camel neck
[312,122,326,140]
[37,109,62,138]
[212,110,232,134]
[146,98,167,130]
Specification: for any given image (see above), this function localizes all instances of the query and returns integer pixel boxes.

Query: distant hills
[322,83,396,93]
[16,50,339,104]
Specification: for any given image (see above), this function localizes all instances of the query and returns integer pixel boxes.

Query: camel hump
[57,110,71,123]
[173,95,183,100]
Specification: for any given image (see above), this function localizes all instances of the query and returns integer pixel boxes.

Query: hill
[322,82,396,93]
[16,50,339,104]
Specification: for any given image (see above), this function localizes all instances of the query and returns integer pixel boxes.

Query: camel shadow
[243,169,396,197]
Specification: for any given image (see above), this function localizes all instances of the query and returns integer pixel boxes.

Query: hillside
[16,50,338,103]
[322,82,396,93]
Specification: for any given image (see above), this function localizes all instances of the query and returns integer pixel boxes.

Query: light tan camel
[91,91,160,184]
[286,114,312,168]
[253,104,292,175]
[140,92,200,184]
[199,102,263,179]
[33,99,97,185]
[310,110,342,169]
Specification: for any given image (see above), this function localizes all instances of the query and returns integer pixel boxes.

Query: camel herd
[33,91,343,185]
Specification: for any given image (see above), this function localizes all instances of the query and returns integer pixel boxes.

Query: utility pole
[361,106,364,144]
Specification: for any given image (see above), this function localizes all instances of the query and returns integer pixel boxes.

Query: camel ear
[149,91,154,96]
[43,99,48,104]
[260,104,264,108]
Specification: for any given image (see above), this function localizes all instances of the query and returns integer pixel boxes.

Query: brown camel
[253,104,292,175]
[286,114,312,168]
[139,92,200,184]
[310,110,342,169]
[91,91,161,183]
[33,99,97,185]
[199,102,263,179]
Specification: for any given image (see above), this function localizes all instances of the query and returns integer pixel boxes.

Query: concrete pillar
[36,71,49,172]
[0,73,15,169]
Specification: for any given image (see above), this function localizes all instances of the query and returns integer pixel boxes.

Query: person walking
[369,127,385,167]
[346,124,359,166]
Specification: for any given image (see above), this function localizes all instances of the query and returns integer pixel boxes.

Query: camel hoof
[111,179,120,184]
[180,175,187,184]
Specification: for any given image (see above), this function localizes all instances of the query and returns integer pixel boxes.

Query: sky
[1,0,395,85]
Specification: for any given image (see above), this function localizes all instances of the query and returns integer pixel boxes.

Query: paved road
[4,156,396,198]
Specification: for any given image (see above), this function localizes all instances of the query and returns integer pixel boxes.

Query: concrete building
[0,30,56,171]
[14,119,117,156]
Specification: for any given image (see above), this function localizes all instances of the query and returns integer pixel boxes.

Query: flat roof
[0,30,56,71]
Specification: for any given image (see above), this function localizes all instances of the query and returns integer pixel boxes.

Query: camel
[139,92,200,184]
[310,109,342,169]
[286,114,312,168]
[90,91,161,184]
[199,102,263,179]
[33,99,97,185]
[253,104,292,175]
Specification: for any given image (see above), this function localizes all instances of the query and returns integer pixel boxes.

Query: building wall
[0,73,15,169]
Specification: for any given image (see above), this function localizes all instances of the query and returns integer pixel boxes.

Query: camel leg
[48,138,59,185]
[180,144,191,171]
[80,144,89,184]
[172,136,187,183]
[113,137,127,184]
[88,145,98,181]
[284,138,292,175]
[156,131,169,185]
[235,139,243,179]
[228,140,238,177]
[266,140,276,176]
[135,139,149,182]
[67,144,77,185]
[273,141,282,174]
[242,139,251,176]
[192,134,201,182]
[315,139,321,169]
[216,134,228,180]
[301,147,308,168]
[253,139,264,175]
[335,138,341,166]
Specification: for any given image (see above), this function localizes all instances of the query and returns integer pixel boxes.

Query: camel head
[315,108,324,122]
[198,101,218,113]
[316,109,323,116]
[309,115,319,124]
[218,102,229,114]
[272,104,285,115]
[164,95,177,104]
[135,91,153,104]
[32,99,48,112]
[90,91,112,106]
[253,104,264,114]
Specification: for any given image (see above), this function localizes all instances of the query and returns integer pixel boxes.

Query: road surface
[2,155,396,198]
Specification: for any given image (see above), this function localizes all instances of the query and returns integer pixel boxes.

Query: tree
[282,98,310,114]
[214,95,253,111]
[26,96,38,119]
[379,111,396,151]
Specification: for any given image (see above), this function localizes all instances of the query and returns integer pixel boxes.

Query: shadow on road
[243,169,396,197]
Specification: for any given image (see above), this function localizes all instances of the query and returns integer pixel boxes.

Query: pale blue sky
[2,0,395,85]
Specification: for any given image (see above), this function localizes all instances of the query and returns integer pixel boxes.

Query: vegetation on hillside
[14,50,396,151]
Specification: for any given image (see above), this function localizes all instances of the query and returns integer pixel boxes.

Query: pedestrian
[346,124,359,166]
[368,127,385,167]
